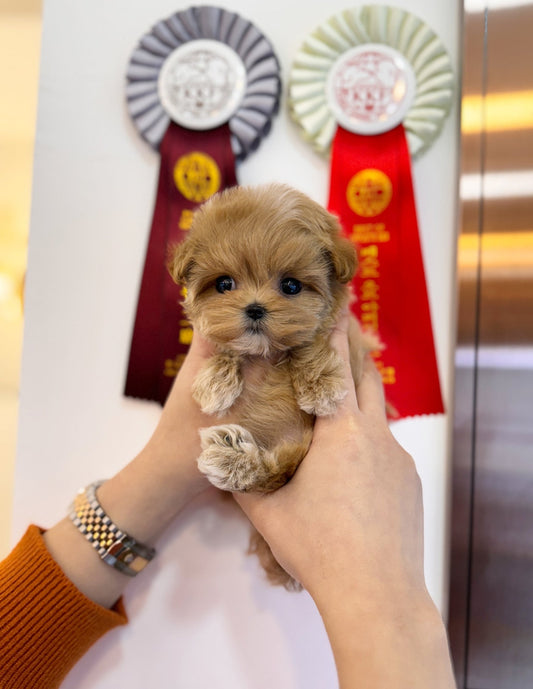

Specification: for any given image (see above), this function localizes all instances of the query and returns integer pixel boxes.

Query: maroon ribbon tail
[124,121,237,404]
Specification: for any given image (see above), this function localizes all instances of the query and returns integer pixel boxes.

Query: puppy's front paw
[192,354,243,415]
[298,380,347,416]
[198,425,262,492]
[294,352,347,416]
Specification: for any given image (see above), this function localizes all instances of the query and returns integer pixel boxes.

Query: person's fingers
[232,489,253,514]
[174,331,216,382]
[328,307,359,413]
[355,356,387,420]
[162,331,215,412]
[186,329,216,361]
[329,307,350,358]
[232,489,273,531]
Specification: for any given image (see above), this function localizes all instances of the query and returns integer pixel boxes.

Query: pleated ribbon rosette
[124,6,281,404]
[289,5,454,418]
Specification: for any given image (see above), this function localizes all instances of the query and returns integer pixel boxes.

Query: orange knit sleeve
[0,525,127,689]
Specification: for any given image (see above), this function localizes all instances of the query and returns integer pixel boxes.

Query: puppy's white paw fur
[192,354,243,415]
[294,352,347,416]
[299,384,347,416]
[198,424,263,492]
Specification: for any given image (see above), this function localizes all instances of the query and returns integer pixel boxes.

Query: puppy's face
[170,185,356,357]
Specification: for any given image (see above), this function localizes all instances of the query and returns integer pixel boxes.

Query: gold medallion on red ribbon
[124,6,281,404]
[289,6,454,418]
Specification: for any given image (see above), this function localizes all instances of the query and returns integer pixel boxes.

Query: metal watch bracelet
[69,480,156,577]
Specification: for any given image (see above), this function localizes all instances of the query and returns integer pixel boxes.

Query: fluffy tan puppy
[170,183,371,589]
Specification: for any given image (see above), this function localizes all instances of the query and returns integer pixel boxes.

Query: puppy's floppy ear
[168,239,194,285]
[319,210,357,283]
[330,233,357,283]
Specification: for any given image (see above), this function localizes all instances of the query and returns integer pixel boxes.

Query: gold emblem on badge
[174,152,221,202]
[346,169,392,218]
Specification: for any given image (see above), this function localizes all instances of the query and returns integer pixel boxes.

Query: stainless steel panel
[449,1,533,687]
[468,366,533,687]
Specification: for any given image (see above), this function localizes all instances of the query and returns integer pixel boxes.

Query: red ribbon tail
[328,124,444,419]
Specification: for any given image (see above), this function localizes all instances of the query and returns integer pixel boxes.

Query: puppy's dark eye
[215,275,236,293]
[280,277,302,295]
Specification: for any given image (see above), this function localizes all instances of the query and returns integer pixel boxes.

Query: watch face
[326,44,416,135]
[158,39,247,131]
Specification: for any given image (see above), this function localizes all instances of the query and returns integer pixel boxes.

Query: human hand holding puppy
[32,309,456,689]
[235,312,456,689]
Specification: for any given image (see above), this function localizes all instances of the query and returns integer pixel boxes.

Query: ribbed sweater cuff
[0,524,127,689]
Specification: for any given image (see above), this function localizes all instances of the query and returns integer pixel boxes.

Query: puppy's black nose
[245,303,267,321]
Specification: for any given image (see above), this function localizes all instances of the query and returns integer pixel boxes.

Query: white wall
[13,1,460,687]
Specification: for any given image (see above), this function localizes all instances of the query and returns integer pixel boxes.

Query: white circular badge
[158,39,246,131]
[326,44,416,135]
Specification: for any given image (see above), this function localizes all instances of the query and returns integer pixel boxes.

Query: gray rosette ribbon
[126,5,281,161]
[124,6,281,404]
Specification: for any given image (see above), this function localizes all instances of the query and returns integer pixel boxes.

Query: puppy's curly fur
[170,183,372,590]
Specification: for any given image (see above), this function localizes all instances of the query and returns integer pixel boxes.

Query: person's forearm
[43,442,205,609]
[315,585,456,689]
[43,335,215,609]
